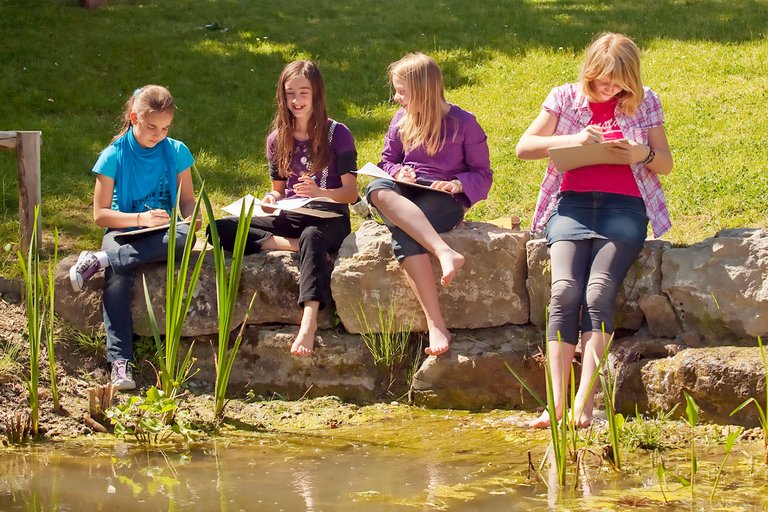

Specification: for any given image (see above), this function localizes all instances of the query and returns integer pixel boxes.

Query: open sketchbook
[113,220,191,239]
[222,195,342,219]
[354,162,451,194]
[547,139,628,173]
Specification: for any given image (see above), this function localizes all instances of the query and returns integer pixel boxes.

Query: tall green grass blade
[683,391,699,500]
[710,427,741,500]
[143,183,207,400]
[45,228,59,411]
[202,188,257,420]
[17,206,45,436]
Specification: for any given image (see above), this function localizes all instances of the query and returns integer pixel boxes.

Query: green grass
[1,0,767,275]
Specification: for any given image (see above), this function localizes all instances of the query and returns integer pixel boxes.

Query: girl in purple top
[212,61,358,356]
[366,52,493,356]
[516,33,673,429]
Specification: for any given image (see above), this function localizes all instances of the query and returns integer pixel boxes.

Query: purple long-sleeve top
[378,105,493,208]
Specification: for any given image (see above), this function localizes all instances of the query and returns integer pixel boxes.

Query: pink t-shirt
[560,98,641,197]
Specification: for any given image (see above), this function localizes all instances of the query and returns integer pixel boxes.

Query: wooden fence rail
[0,131,42,254]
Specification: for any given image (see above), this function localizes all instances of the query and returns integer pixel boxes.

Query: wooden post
[0,131,42,254]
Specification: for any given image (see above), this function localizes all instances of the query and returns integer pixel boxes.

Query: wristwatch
[450,179,463,193]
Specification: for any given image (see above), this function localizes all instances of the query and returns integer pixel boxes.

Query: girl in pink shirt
[516,33,673,429]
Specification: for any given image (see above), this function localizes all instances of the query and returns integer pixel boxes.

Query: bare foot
[290,327,316,357]
[425,325,451,356]
[528,410,564,429]
[574,410,593,429]
[436,248,465,286]
[529,411,552,429]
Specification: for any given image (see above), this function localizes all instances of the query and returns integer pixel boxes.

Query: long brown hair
[271,61,330,178]
[580,33,644,116]
[112,85,175,144]
[389,53,448,156]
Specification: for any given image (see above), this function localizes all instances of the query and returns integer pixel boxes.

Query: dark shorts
[365,178,465,261]
[545,191,649,251]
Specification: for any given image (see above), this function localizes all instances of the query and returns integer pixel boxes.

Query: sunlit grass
[0,0,766,273]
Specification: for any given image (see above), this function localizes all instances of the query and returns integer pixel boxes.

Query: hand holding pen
[293,175,322,197]
[395,166,417,183]
[137,203,171,228]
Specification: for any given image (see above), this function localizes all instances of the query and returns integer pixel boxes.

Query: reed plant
[582,331,622,470]
[143,185,206,401]
[683,391,700,500]
[730,336,768,464]
[45,228,59,411]
[710,426,741,500]
[356,301,413,392]
[506,335,571,488]
[16,206,59,435]
[201,189,257,422]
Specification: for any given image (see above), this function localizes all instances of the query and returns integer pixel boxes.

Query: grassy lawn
[1,0,766,275]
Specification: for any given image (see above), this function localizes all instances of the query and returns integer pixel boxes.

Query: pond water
[2,408,767,511]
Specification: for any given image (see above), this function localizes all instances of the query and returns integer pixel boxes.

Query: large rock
[609,333,688,414]
[331,221,530,334]
[636,346,767,427]
[55,250,333,336]
[411,325,545,410]
[526,238,672,332]
[662,228,768,344]
[191,326,388,402]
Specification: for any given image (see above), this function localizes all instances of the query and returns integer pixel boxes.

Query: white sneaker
[69,250,102,292]
[110,359,136,391]
[350,197,372,218]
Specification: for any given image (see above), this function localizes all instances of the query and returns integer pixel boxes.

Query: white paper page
[222,194,281,217]
[355,162,393,180]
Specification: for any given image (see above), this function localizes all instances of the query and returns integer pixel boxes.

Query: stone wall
[54,224,768,425]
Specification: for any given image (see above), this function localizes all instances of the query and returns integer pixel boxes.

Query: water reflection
[2,414,768,511]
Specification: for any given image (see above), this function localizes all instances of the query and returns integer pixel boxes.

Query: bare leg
[370,189,464,285]
[401,254,451,356]
[572,330,608,428]
[261,235,299,252]
[529,339,577,429]
[291,301,319,357]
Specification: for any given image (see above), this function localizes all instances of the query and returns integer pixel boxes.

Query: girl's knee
[551,278,581,307]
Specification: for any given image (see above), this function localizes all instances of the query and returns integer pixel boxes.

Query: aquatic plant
[106,386,192,444]
[44,228,59,411]
[730,336,768,464]
[682,391,699,500]
[624,405,678,451]
[582,330,622,470]
[505,334,571,488]
[142,185,206,401]
[356,301,413,392]
[201,189,257,422]
[16,206,59,434]
[655,454,669,504]
[710,426,741,500]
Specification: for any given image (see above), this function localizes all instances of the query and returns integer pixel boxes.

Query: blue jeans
[365,178,464,262]
[101,224,191,362]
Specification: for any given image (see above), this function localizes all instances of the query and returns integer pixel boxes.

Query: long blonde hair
[389,53,449,156]
[271,60,330,178]
[580,33,644,116]
[112,85,175,143]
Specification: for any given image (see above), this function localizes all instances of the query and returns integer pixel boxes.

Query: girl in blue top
[68,84,197,390]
